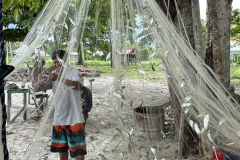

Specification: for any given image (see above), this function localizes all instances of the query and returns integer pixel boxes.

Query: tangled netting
[5,0,240,159]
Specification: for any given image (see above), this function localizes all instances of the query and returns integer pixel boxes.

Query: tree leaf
[14,0,19,5]
[3,0,10,9]
[25,1,31,7]
[14,8,21,22]
[20,0,25,7]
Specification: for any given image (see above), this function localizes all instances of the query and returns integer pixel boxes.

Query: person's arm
[82,88,92,112]
[63,68,83,91]
[82,102,88,107]
[47,72,82,91]
[34,74,48,92]
[64,79,82,91]
[87,90,92,112]
[31,68,38,82]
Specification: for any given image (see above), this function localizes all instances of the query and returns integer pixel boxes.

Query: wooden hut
[120,46,139,65]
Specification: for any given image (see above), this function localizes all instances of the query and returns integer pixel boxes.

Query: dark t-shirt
[81,86,92,114]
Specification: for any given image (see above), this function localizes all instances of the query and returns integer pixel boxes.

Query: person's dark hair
[51,49,66,60]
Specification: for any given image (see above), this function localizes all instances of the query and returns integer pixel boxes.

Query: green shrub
[44,58,54,70]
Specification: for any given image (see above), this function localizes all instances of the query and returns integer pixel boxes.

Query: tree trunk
[157,0,200,156]
[9,41,13,61]
[168,0,195,138]
[108,19,113,68]
[167,1,195,145]
[205,1,211,49]
[124,19,129,66]
[53,32,59,50]
[80,41,86,66]
[216,0,233,91]
[6,41,8,64]
[191,0,204,60]
[77,43,81,64]
[207,0,225,86]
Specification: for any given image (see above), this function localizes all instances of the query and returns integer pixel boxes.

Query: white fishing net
[5,0,240,159]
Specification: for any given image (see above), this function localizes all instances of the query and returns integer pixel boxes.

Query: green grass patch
[230,64,240,85]
[85,60,111,66]
[75,60,165,81]
[230,78,240,85]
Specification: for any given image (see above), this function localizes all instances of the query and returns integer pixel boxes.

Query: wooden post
[23,93,27,120]
[7,93,11,123]
[80,41,86,66]
[177,110,185,160]
[191,0,204,60]
[201,131,213,160]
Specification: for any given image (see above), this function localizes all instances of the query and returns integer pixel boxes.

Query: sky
[199,0,240,20]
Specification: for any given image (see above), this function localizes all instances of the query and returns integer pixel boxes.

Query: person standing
[81,85,92,127]
[34,50,86,160]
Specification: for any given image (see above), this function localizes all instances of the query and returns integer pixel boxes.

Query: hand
[38,74,47,83]
[82,102,88,107]
[47,73,59,81]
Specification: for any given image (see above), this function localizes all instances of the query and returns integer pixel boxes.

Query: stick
[177,110,185,160]
[201,131,213,160]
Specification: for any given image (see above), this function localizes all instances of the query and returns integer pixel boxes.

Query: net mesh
[5,0,240,159]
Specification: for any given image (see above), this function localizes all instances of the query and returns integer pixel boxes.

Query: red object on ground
[74,66,98,72]
[213,151,224,160]
[234,38,240,42]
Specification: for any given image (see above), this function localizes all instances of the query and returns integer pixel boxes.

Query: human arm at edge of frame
[64,79,83,91]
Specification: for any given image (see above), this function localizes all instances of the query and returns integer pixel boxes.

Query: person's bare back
[31,59,45,87]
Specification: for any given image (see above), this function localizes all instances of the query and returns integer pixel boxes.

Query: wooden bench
[74,67,98,91]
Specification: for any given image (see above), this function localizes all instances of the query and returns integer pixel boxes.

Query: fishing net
[5,0,240,159]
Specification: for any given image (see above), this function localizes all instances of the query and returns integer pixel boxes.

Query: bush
[44,58,54,70]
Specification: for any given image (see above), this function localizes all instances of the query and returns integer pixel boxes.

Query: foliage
[3,29,28,41]
[230,58,240,85]
[75,0,135,62]
[3,0,45,21]
[201,19,206,51]
[2,0,46,42]
[231,9,240,38]
[43,57,54,70]
[168,125,175,137]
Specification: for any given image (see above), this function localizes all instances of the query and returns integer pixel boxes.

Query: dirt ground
[4,74,205,160]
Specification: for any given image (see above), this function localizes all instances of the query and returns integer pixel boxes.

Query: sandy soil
[4,75,202,160]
